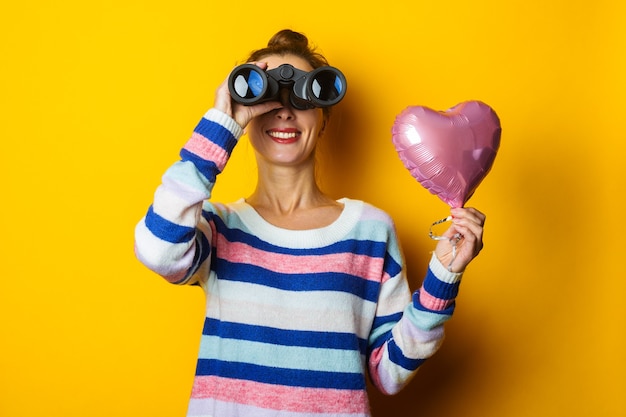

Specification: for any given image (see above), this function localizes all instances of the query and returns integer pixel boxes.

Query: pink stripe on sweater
[368,345,407,395]
[367,345,392,395]
[191,376,369,414]
[185,132,230,171]
[418,287,452,311]
[217,233,384,282]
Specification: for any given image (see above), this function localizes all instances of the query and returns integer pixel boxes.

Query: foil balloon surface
[391,101,501,208]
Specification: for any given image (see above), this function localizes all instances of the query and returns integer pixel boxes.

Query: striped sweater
[134,109,463,417]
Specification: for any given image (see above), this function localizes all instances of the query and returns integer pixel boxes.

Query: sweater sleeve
[134,109,243,285]
[368,252,463,395]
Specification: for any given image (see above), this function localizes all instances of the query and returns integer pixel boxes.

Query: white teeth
[269,131,298,139]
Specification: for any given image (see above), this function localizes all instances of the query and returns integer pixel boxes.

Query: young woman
[135,29,485,417]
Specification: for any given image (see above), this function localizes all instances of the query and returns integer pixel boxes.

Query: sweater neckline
[231,197,363,249]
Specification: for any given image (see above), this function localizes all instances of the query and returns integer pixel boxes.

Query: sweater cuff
[428,252,463,285]
[204,108,244,140]
[417,253,463,311]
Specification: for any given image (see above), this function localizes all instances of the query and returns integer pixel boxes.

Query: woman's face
[246,54,326,169]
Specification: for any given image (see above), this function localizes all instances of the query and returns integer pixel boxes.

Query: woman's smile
[267,128,300,144]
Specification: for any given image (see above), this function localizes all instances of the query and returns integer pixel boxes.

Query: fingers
[214,79,233,116]
[453,206,484,232]
[231,101,282,129]
[451,207,486,227]
[436,207,486,272]
[438,208,483,240]
[253,61,269,70]
[246,101,282,119]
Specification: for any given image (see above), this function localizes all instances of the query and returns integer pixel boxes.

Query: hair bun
[267,29,309,50]
[246,29,329,69]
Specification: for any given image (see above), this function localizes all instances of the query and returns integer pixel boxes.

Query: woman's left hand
[434,207,486,273]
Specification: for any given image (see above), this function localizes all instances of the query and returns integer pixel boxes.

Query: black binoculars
[228,63,347,110]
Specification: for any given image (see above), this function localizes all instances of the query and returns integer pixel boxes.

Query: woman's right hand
[214,62,282,129]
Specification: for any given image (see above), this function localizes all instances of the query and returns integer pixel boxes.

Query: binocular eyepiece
[228,63,347,110]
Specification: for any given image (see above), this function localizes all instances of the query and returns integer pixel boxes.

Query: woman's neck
[248,172,328,213]
[245,163,342,229]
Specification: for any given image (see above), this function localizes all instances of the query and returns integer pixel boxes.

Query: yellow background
[1,0,625,416]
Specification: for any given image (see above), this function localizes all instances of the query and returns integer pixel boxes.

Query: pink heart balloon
[391,101,501,208]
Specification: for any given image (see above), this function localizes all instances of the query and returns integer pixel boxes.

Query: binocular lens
[310,69,344,102]
[231,66,265,99]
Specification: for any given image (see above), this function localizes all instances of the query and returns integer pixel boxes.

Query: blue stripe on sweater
[203,318,368,354]
[387,338,427,371]
[422,268,460,300]
[181,232,212,282]
[382,251,402,279]
[371,312,403,337]
[145,205,196,244]
[215,259,381,302]
[368,311,402,352]
[179,149,219,182]
[195,359,366,390]
[194,117,238,153]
